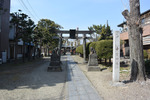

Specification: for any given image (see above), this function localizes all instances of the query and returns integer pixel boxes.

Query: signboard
[70,29,76,39]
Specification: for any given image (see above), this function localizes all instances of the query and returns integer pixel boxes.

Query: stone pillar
[83,34,87,63]
[113,31,120,82]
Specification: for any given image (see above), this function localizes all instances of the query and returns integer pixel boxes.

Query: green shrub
[145,60,150,73]
[95,40,113,59]
[76,42,91,57]
[89,42,96,53]
[148,49,150,60]
[144,50,148,59]
[86,42,91,57]
[76,45,83,54]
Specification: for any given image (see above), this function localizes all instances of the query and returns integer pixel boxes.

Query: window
[141,18,145,24]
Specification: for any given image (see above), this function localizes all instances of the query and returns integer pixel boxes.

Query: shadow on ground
[0,56,71,90]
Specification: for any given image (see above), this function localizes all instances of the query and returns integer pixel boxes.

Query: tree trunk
[48,47,50,57]
[109,58,111,65]
[28,45,31,61]
[22,43,25,62]
[39,46,41,57]
[99,58,102,64]
[33,44,36,59]
[122,0,146,81]
[39,39,42,57]
[15,40,18,63]
[105,58,107,64]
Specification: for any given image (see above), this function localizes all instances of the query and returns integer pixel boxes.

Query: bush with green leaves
[89,42,96,53]
[147,49,150,60]
[76,45,83,54]
[144,50,148,59]
[145,60,150,73]
[86,42,91,57]
[95,40,113,59]
[76,42,91,57]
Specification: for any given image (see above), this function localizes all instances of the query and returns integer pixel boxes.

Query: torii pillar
[83,33,87,63]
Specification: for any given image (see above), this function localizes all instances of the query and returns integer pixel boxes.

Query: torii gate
[55,29,95,63]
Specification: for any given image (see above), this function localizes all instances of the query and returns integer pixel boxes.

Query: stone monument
[47,48,62,72]
[112,31,120,82]
[87,47,100,71]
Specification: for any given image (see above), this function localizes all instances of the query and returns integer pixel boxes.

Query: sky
[10,0,150,31]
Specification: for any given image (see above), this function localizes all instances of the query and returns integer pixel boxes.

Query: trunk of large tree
[122,0,146,81]
[105,58,107,64]
[109,58,111,65]
[33,44,36,60]
[28,45,31,61]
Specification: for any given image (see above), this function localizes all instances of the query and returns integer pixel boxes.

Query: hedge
[144,50,148,59]
[89,42,96,53]
[76,45,83,54]
[95,40,113,59]
[86,42,91,57]
[145,60,150,73]
[76,42,91,57]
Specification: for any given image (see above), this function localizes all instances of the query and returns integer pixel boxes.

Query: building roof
[118,9,150,27]
[141,9,150,16]
[117,22,127,27]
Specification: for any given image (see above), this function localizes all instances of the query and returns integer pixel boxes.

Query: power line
[18,0,38,21]
[19,0,37,20]
[17,0,28,12]
[121,0,129,10]
[26,0,40,20]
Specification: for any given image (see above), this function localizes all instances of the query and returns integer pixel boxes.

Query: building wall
[120,24,150,57]
[143,24,150,37]
[0,0,10,58]
[120,31,128,40]
[120,24,150,41]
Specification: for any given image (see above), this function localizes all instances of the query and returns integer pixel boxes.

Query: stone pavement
[67,54,103,100]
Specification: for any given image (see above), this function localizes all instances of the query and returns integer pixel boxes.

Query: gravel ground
[0,57,67,100]
[72,55,150,100]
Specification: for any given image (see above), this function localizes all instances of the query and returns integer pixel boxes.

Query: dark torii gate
[55,29,95,63]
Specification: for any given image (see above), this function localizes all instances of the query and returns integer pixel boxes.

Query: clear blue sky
[10,0,150,31]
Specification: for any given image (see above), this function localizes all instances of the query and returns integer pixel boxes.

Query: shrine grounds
[72,55,150,100]
[0,57,67,100]
[0,55,150,100]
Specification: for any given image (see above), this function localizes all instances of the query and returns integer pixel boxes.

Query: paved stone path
[67,54,102,100]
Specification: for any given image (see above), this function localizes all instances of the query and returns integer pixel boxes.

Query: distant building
[0,0,10,60]
[9,24,38,60]
[118,9,150,57]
